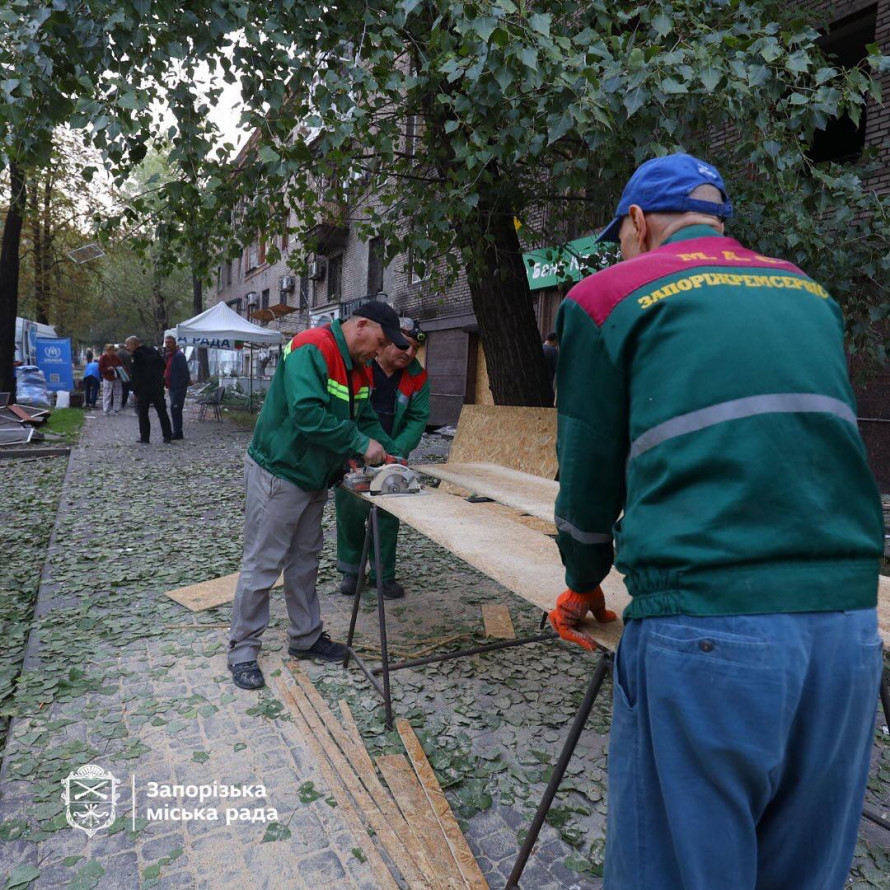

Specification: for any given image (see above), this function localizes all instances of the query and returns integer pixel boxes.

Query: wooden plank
[269,672,396,890]
[481,604,515,640]
[287,664,434,890]
[412,462,558,524]
[377,755,467,890]
[165,571,283,612]
[396,719,490,890]
[338,701,446,890]
[449,405,557,479]
[878,574,890,645]
[360,487,627,652]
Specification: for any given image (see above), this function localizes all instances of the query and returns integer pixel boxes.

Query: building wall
[207,0,890,466]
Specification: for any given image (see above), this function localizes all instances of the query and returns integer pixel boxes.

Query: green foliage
[3,0,889,365]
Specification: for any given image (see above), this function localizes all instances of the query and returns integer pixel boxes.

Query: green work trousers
[335,486,400,582]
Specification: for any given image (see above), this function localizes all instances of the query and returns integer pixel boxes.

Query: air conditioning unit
[307,258,327,281]
[279,275,295,292]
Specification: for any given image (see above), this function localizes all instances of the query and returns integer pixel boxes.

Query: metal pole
[371,632,557,675]
[505,652,613,890]
[343,505,374,668]
[370,506,394,731]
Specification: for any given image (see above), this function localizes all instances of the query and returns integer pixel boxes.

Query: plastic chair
[197,385,225,422]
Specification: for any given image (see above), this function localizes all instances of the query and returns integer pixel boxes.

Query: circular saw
[342,458,422,496]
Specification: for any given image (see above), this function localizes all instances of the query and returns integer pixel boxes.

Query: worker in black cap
[227,302,408,690]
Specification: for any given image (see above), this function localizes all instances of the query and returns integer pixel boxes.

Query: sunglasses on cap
[398,317,426,343]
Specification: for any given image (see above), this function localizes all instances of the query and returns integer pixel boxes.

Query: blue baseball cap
[597,153,733,243]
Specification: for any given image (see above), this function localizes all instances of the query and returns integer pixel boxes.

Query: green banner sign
[523,234,609,291]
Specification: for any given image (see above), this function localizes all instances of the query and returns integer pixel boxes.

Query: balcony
[305,198,349,252]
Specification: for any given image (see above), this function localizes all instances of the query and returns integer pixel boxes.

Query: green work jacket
[555,226,883,619]
[248,321,389,491]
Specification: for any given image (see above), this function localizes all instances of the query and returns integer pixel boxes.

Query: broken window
[809,6,876,165]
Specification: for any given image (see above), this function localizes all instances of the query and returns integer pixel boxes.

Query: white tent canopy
[167,302,284,348]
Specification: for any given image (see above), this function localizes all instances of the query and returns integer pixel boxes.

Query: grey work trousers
[228,455,328,666]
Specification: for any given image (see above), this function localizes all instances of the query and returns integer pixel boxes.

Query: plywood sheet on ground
[412,462,558,524]
[482,604,516,639]
[448,405,557,479]
[396,719,490,890]
[165,572,283,612]
[364,488,627,651]
[376,755,467,890]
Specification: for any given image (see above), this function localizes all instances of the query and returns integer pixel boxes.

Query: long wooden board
[270,672,398,890]
[397,719,490,890]
[361,487,627,652]
[377,755,467,890]
[412,462,558,524]
[286,664,433,890]
[165,571,283,612]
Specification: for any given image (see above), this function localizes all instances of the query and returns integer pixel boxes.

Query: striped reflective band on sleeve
[555,516,613,544]
[629,393,857,461]
[355,386,370,400]
[327,379,349,401]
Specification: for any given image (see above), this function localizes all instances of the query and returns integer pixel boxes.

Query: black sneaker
[163,437,173,444]
[230,660,265,690]
[136,439,150,445]
[338,574,358,596]
[171,433,184,440]
[381,579,405,600]
[289,632,348,663]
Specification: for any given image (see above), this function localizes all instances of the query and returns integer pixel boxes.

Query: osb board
[412,462,558,524]
[482,604,515,639]
[364,488,627,652]
[165,571,283,612]
[376,755,467,890]
[396,719,490,890]
[474,347,494,406]
[878,574,890,645]
[449,405,557,479]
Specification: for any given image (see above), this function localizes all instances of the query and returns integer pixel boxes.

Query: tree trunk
[151,276,168,345]
[458,201,553,406]
[0,162,26,400]
[192,272,209,382]
[29,174,51,325]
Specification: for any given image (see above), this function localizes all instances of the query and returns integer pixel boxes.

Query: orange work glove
[548,587,617,651]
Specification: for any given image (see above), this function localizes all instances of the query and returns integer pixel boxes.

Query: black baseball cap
[352,303,410,349]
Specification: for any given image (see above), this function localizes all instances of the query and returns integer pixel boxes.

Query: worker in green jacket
[335,317,430,599]
[548,153,883,889]
[227,303,409,691]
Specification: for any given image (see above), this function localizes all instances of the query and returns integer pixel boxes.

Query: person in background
[125,335,173,445]
[543,331,559,403]
[98,343,123,415]
[549,153,883,888]
[116,343,133,408]
[163,335,191,441]
[82,354,101,409]
[335,317,430,600]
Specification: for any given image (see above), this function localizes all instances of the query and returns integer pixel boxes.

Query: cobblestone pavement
[0,402,888,889]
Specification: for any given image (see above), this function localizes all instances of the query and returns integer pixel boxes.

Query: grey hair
[125,335,141,346]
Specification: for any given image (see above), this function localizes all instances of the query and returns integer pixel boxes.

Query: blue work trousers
[605,610,882,890]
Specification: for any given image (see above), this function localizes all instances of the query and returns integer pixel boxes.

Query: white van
[15,317,58,365]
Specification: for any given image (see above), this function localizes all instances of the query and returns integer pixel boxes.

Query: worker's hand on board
[548,587,617,650]
[363,439,386,465]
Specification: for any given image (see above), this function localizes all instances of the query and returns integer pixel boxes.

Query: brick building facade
[206,0,890,481]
